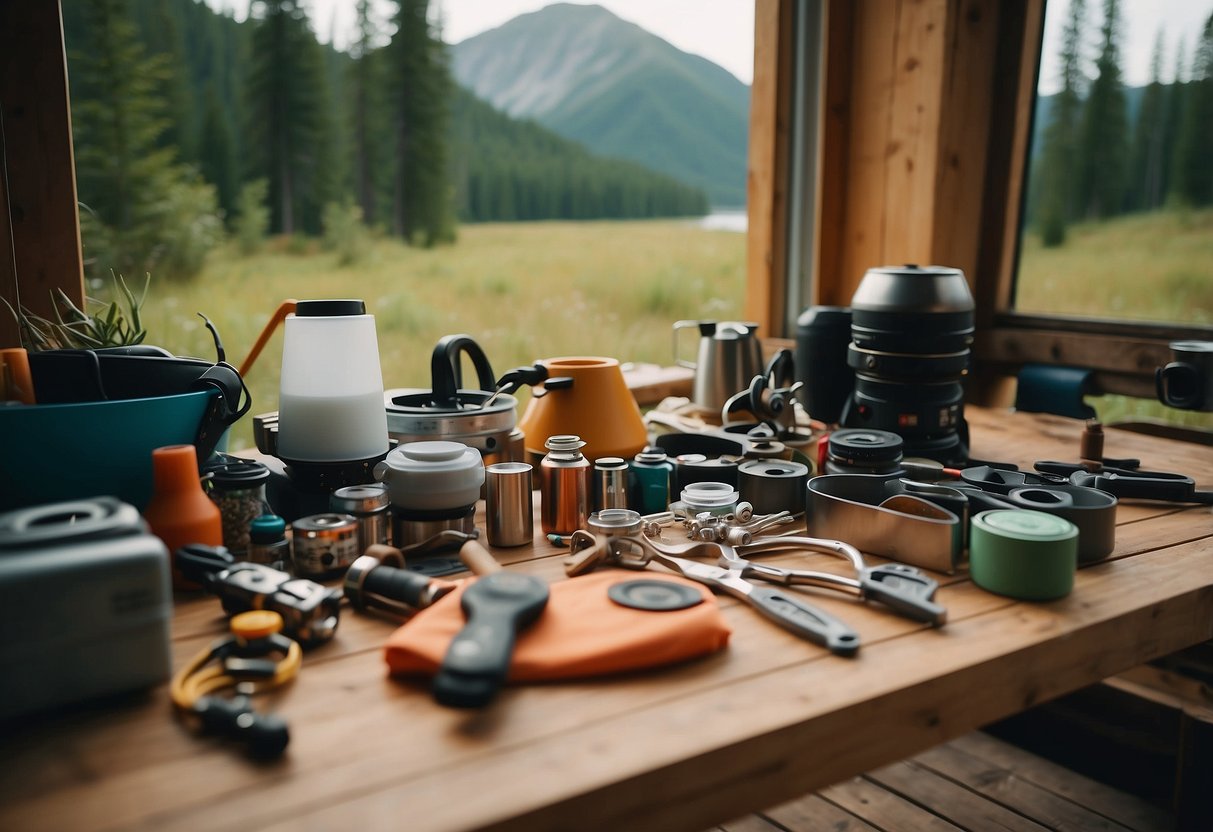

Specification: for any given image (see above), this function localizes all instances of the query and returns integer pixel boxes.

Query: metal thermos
[630,449,673,514]
[593,457,630,511]
[540,435,591,536]
[486,462,534,547]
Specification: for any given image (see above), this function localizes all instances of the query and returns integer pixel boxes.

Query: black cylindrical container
[795,306,853,424]
[824,429,904,475]
[840,265,974,464]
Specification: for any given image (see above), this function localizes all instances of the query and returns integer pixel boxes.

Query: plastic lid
[681,481,739,508]
[294,299,366,317]
[374,440,485,510]
[231,610,283,639]
[972,509,1076,541]
[828,429,904,463]
[208,460,270,488]
[249,514,287,542]
[545,435,585,452]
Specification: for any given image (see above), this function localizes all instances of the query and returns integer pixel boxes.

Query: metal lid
[635,448,669,464]
[331,483,390,513]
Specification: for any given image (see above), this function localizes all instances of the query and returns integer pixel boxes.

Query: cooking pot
[2,345,249,510]
[385,335,526,465]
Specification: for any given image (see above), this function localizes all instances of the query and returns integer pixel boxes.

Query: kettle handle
[431,335,497,408]
[672,320,713,369]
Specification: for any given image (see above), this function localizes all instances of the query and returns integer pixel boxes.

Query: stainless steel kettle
[673,320,764,412]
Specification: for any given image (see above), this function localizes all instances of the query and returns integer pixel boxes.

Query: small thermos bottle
[630,448,673,514]
[540,435,590,536]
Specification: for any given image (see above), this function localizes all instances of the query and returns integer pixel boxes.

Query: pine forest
[61,0,710,282]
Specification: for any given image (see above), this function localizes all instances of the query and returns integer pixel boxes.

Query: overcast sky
[206,1,1205,94]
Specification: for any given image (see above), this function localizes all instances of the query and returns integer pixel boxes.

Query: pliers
[567,532,861,656]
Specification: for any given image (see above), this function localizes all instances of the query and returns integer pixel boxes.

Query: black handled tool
[432,573,550,708]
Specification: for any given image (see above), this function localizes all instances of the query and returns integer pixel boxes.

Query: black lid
[208,460,270,488]
[828,429,904,463]
[295,299,366,317]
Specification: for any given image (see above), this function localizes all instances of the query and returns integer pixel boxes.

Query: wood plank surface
[0,408,1210,832]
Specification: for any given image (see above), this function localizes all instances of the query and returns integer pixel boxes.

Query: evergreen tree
[389,0,456,245]
[71,0,222,279]
[349,0,389,226]
[1034,0,1087,245]
[1170,14,1213,207]
[245,0,337,234]
[1126,30,1167,212]
[1076,0,1128,219]
[1160,36,1189,202]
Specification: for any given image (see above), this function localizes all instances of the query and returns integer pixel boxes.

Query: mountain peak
[451,2,750,206]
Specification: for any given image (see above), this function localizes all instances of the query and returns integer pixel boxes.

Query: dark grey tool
[432,573,549,708]
[608,579,703,612]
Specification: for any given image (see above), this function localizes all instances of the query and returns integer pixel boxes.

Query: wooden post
[0,1,85,349]
[745,0,795,336]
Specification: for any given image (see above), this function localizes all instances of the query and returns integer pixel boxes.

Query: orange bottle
[143,444,223,590]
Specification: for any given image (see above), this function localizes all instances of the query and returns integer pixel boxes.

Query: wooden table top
[2,407,1211,832]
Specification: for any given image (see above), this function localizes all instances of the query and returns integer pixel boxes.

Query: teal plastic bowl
[0,389,219,511]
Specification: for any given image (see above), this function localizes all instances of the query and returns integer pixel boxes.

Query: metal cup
[486,462,534,547]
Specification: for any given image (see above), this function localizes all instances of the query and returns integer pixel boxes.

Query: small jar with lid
[205,460,270,558]
[630,448,673,514]
[248,514,289,567]
[330,483,391,553]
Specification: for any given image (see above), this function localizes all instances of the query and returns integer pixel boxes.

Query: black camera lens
[840,265,974,465]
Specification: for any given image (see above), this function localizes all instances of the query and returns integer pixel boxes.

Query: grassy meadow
[1017,208,1213,324]
[1017,207,1213,428]
[99,208,1211,449]
[126,219,747,450]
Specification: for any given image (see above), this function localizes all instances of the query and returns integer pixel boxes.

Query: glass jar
[206,460,270,558]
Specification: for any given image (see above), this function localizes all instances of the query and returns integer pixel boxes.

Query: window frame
[746,0,1210,403]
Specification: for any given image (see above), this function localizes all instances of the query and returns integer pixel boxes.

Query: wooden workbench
[2,407,1211,832]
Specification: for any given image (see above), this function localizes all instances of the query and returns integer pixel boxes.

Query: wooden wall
[0,2,85,349]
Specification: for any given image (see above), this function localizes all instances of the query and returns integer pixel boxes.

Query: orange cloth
[384,569,731,681]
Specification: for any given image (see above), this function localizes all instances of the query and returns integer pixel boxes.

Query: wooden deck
[722,730,1172,832]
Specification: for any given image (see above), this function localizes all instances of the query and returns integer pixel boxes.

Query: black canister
[824,429,904,475]
[795,305,853,424]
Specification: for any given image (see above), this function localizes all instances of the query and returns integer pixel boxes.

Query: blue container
[0,389,221,511]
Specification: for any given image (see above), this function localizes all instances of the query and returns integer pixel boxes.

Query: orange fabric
[384,569,731,681]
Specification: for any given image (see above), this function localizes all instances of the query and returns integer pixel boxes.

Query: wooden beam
[745,0,795,336]
[0,0,84,349]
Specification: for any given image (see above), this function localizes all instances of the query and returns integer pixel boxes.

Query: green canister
[969,509,1078,601]
[630,448,673,514]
